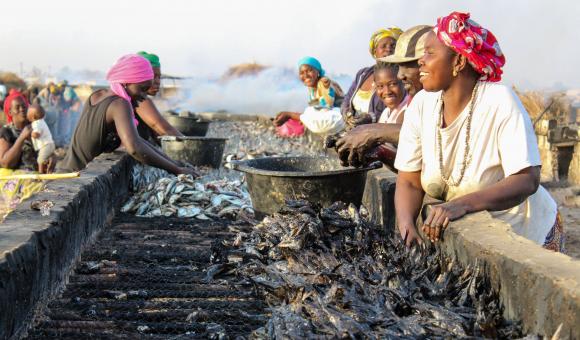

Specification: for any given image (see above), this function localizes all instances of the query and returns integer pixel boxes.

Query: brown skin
[373,37,397,59]
[134,66,183,137]
[398,60,422,97]
[336,68,405,167]
[396,32,541,247]
[88,80,198,177]
[273,64,321,127]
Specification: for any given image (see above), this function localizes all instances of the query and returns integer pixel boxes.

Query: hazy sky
[2,0,579,89]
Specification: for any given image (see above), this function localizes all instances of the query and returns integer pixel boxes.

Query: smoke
[162,67,353,116]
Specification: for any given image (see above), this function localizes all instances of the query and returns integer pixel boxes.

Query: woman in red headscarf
[57,54,197,177]
[394,12,564,252]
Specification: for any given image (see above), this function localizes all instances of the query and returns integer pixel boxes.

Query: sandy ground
[548,186,580,259]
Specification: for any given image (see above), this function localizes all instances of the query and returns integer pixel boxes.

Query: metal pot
[232,156,381,219]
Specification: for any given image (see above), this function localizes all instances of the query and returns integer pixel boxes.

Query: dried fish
[209,201,524,338]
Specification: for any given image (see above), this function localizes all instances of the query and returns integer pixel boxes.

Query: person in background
[0,96,46,217]
[59,80,83,145]
[394,12,563,253]
[335,25,432,168]
[341,27,403,129]
[57,54,197,177]
[134,51,183,143]
[3,89,30,124]
[27,104,55,174]
[34,83,62,144]
[273,57,345,136]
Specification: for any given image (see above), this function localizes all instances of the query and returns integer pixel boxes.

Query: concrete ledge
[427,210,580,338]
[0,152,134,339]
[362,168,397,228]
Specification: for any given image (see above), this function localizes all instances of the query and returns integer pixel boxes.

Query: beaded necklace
[436,82,480,187]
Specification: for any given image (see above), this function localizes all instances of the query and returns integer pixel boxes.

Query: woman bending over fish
[394,12,564,252]
[58,54,197,177]
[273,57,345,137]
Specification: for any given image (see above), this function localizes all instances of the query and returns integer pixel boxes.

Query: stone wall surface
[0,152,133,339]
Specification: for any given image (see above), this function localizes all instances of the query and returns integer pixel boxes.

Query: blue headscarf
[297,56,325,77]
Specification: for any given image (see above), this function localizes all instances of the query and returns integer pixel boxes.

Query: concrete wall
[0,152,134,339]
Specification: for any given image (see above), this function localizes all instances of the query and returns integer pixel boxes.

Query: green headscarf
[137,51,161,68]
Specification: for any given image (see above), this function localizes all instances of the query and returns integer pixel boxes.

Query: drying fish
[122,170,254,222]
[207,200,524,339]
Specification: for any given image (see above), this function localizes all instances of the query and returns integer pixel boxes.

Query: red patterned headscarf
[3,89,29,124]
[434,12,505,82]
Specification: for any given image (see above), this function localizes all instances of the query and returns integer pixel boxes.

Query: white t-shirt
[31,119,55,150]
[395,82,557,244]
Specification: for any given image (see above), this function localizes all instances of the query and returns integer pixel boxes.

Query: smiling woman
[57,54,198,177]
[273,56,345,136]
[393,12,564,252]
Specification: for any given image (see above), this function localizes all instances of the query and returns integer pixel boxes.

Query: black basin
[160,136,227,168]
[162,112,210,136]
[232,156,381,218]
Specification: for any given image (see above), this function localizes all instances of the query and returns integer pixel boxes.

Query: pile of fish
[209,200,524,338]
[121,171,254,222]
[207,121,324,162]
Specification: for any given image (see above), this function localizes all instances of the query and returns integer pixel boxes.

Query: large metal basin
[162,112,210,136]
[232,156,381,218]
[160,136,227,168]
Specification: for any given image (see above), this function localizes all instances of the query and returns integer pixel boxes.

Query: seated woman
[134,51,183,142]
[58,54,197,177]
[341,27,403,129]
[394,12,563,253]
[0,95,46,218]
[335,25,431,168]
[273,57,345,136]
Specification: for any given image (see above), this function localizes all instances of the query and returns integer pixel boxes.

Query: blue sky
[2,0,579,90]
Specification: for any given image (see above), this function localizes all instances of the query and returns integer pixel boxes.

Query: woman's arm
[108,100,195,176]
[135,98,184,137]
[423,166,541,242]
[395,170,425,247]
[335,123,402,166]
[0,126,32,169]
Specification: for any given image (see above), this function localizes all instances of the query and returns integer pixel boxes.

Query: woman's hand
[273,112,300,127]
[20,126,33,140]
[422,201,469,242]
[398,223,423,248]
[176,166,200,178]
[335,124,382,167]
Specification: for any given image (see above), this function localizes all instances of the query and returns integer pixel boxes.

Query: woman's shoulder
[479,82,528,117]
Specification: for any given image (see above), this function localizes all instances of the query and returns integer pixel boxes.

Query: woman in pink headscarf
[394,12,563,252]
[58,54,197,177]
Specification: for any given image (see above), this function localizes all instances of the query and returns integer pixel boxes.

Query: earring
[452,69,458,77]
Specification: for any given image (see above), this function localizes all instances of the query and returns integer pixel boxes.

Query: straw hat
[378,25,433,64]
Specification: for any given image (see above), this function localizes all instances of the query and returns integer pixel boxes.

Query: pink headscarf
[434,12,505,82]
[105,54,154,125]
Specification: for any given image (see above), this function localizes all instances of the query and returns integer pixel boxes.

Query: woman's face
[298,64,319,88]
[147,67,162,96]
[10,97,29,128]
[418,31,456,92]
[125,79,153,102]
[374,37,397,58]
[375,68,405,109]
